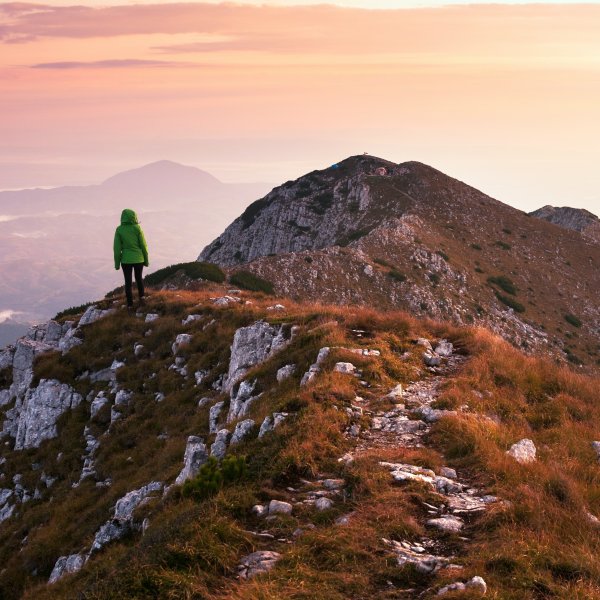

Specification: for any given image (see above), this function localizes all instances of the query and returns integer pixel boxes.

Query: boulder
[438,576,487,596]
[172,333,193,355]
[300,347,330,385]
[224,321,291,391]
[258,412,288,438]
[209,401,225,434]
[507,438,536,464]
[210,429,230,460]
[268,499,293,515]
[426,515,464,533]
[334,362,356,374]
[145,313,159,323]
[592,441,600,462]
[48,553,86,584]
[434,340,454,357]
[423,352,441,367]
[227,380,260,423]
[237,551,281,579]
[230,419,255,445]
[182,314,202,326]
[12,338,53,393]
[79,305,114,327]
[114,481,162,521]
[315,497,334,511]
[90,519,130,554]
[276,364,296,382]
[90,393,108,418]
[12,380,82,450]
[385,384,404,403]
[58,328,83,353]
[175,437,208,485]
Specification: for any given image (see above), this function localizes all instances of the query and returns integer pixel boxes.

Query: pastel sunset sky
[2,1,600,212]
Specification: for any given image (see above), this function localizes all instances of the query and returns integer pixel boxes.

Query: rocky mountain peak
[198,155,489,268]
[530,205,600,243]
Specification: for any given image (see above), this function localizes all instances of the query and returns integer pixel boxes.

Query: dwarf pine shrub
[182,456,246,501]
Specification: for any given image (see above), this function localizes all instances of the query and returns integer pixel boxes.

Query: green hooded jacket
[113,209,149,270]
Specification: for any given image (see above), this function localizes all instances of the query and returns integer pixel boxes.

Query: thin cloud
[31,58,182,69]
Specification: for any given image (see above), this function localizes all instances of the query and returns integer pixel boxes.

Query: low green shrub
[564,314,582,328]
[229,270,274,294]
[54,302,94,320]
[488,275,517,296]
[495,292,525,313]
[144,262,225,287]
[181,456,246,501]
[388,270,407,283]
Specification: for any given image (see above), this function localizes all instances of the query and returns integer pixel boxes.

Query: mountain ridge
[199,154,600,369]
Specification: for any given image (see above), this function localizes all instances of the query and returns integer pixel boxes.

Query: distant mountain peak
[530,205,600,243]
[101,160,223,189]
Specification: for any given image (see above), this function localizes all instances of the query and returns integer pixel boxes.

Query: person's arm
[139,227,149,267]
[113,229,122,270]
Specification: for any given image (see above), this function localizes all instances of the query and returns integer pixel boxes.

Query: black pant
[122,263,144,306]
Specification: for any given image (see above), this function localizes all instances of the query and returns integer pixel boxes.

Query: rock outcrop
[4,380,82,450]
[530,205,600,244]
[224,321,292,391]
[175,436,208,485]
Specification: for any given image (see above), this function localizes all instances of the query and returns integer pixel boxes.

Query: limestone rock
[182,314,202,326]
[384,538,450,574]
[227,380,260,423]
[315,497,334,511]
[114,481,162,521]
[79,305,114,327]
[209,401,225,434]
[423,352,441,367]
[268,499,293,515]
[440,466,457,479]
[230,419,255,445]
[12,338,53,394]
[145,313,159,323]
[11,380,82,450]
[0,347,14,371]
[224,321,292,391]
[210,429,230,460]
[334,362,355,374]
[427,515,464,533]
[507,438,536,464]
[58,328,83,353]
[237,551,281,579]
[175,436,208,485]
[258,412,288,438]
[90,519,130,554]
[48,553,86,584]
[385,384,404,403]
[172,333,193,355]
[592,441,600,462]
[276,364,296,382]
[300,347,330,385]
[438,576,487,596]
[133,343,144,357]
[434,340,454,357]
[252,504,268,518]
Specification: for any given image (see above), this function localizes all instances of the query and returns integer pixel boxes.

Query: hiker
[113,208,149,310]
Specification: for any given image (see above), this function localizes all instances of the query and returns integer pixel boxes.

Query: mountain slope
[530,205,600,244]
[200,155,600,369]
[0,287,599,599]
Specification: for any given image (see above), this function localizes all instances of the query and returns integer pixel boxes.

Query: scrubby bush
[54,302,94,320]
[436,250,449,261]
[564,314,582,328]
[181,456,246,501]
[495,292,525,313]
[229,270,274,294]
[144,262,225,287]
[388,270,407,283]
[488,275,517,296]
[495,240,512,250]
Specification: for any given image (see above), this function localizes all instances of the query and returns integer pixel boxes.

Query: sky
[1,1,600,213]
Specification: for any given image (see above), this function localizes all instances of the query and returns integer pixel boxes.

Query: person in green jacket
[114,209,149,309]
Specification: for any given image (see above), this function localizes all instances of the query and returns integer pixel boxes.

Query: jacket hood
[120,209,139,224]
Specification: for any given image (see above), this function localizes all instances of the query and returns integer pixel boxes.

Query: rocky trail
[239,343,493,597]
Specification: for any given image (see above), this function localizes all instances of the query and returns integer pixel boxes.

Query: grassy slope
[0,288,598,599]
